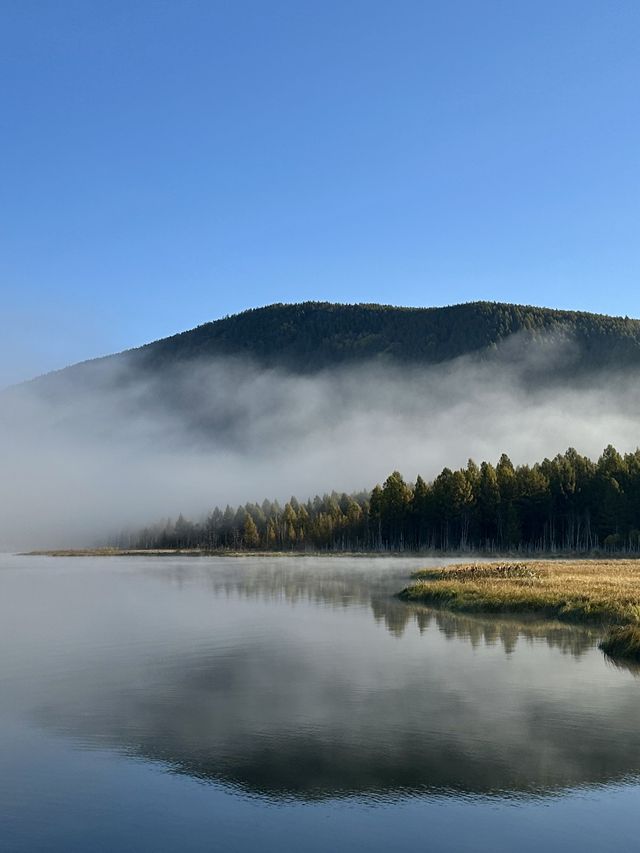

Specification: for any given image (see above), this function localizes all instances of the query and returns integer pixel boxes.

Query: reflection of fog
[3,557,640,802]
[151,558,599,657]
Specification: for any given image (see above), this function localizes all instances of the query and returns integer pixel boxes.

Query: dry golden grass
[399,560,640,627]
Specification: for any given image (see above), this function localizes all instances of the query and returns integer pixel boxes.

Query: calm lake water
[1,554,639,852]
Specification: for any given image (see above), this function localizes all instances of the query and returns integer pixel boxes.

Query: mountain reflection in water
[1,555,639,805]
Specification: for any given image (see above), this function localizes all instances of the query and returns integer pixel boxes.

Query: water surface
[1,555,639,852]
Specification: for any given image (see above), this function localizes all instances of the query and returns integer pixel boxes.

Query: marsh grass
[599,625,640,663]
[416,562,548,582]
[399,560,640,631]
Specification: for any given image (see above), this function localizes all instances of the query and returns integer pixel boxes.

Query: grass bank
[398,560,640,663]
[599,625,640,661]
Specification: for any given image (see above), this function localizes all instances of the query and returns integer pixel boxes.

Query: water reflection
[398,606,599,658]
[1,556,639,803]
[151,558,599,657]
[602,654,640,678]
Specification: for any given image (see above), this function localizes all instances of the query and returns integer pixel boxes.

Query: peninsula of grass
[398,560,640,664]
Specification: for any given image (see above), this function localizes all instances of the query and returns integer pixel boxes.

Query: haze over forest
[3,300,640,549]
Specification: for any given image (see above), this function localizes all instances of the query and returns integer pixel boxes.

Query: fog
[2,331,640,548]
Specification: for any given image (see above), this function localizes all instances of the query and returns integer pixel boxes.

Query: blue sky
[2,1,639,384]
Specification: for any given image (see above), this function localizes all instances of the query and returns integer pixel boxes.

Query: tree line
[116,446,640,554]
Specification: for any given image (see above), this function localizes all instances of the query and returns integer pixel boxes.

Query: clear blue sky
[2,1,639,384]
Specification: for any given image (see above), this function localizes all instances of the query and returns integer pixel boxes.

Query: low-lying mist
[2,331,640,549]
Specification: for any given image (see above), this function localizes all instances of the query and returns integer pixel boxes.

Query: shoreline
[19,548,640,560]
[398,560,640,664]
[19,548,440,559]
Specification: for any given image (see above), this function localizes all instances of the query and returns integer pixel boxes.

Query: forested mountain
[119,446,640,555]
[23,300,640,385]
[131,301,640,372]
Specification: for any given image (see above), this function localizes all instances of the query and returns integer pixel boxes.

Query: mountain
[22,300,640,387]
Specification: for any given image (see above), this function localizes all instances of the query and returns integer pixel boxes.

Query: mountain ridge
[21,300,640,386]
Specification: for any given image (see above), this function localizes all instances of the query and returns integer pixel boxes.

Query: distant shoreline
[20,548,432,558]
[21,548,640,560]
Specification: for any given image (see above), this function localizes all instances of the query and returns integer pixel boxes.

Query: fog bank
[2,332,639,548]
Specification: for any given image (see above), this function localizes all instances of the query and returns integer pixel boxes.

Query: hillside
[130,301,640,373]
[23,301,640,388]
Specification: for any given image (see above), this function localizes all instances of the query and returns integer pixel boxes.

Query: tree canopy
[119,446,640,554]
[132,301,640,374]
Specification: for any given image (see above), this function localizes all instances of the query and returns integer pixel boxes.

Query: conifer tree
[243,514,260,549]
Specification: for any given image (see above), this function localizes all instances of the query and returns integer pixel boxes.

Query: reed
[399,560,640,628]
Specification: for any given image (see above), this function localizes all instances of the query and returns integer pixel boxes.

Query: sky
[2,0,639,385]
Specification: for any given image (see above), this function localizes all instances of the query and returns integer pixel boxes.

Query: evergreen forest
[132,301,640,374]
[26,301,640,394]
[119,445,640,554]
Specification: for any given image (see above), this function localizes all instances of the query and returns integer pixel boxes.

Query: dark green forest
[119,446,640,554]
[132,301,640,374]
[26,301,640,394]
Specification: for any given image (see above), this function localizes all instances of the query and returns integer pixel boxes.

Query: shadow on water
[3,556,640,803]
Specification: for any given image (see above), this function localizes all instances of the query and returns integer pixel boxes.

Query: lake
[1,554,639,852]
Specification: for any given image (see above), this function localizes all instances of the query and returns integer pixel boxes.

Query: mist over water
[2,332,640,548]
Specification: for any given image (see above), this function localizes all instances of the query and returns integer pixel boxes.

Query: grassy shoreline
[398,560,640,664]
